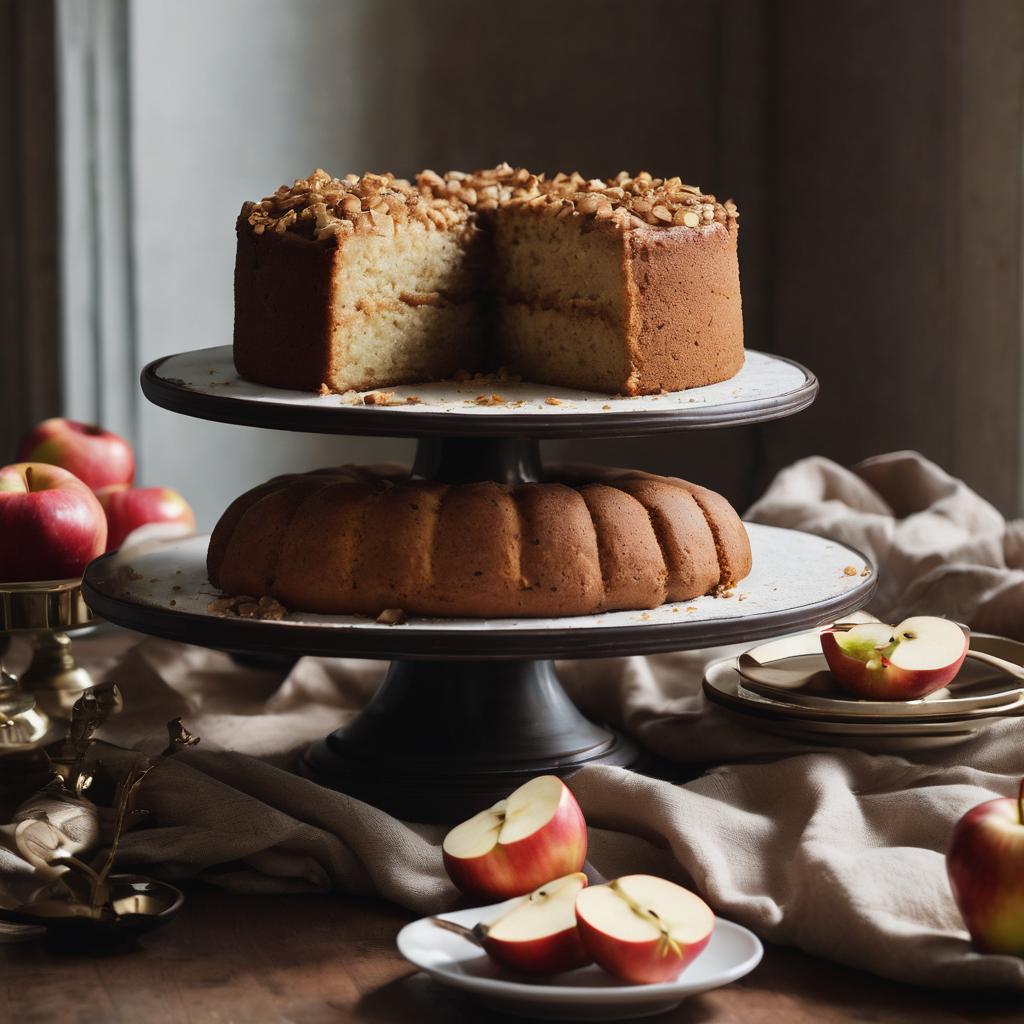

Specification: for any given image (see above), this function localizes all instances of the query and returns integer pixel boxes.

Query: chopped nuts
[363,390,395,405]
[242,166,736,241]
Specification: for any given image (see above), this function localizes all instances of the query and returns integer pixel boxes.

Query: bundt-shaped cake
[207,465,752,619]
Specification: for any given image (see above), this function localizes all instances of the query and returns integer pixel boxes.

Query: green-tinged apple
[434,873,592,974]
[442,775,587,900]
[0,463,107,582]
[820,615,968,700]
[17,418,134,491]
[575,875,714,984]
[947,778,1024,955]
[96,484,195,551]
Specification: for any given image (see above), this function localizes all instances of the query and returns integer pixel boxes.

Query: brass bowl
[0,577,96,634]
[0,874,184,954]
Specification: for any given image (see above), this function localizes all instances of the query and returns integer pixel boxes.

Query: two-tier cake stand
[82,346,876,821]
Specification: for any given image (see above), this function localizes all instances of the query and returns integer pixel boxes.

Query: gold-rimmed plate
[705,658,1024,726]
[735,631,1024,718]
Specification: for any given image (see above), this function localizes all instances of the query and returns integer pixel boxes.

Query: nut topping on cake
[242,168,473,241]
[240,165,738,243]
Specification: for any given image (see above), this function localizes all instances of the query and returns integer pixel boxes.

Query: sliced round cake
[233,165,743,398]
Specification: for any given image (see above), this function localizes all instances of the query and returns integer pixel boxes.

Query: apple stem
[430,916,484,946]
[25,466,33,490]
[1018,777,1024,827]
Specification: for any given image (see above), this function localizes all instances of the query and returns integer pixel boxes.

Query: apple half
[442,775,587,901]
[433,872,592,974]
[575,874,715,984]
[820,615,968,701]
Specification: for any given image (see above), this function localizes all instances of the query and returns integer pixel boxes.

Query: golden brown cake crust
[208,464,752,618]
[233,228,337,393]
[624,223,744,394]
[233,166,744,397]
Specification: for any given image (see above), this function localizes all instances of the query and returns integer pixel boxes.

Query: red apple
[820,616,968,700]
[17,418,134,491]
[96,484,195,551]
[947,778,1024,955]
[473,873,591,974]
[575,875,715,984]
[0,463,107,582]
[442,775,588,901]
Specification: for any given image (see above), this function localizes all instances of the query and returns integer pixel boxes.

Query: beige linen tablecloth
[4,451,1024,989]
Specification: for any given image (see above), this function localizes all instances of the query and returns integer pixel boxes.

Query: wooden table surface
[2,885,1021,1024]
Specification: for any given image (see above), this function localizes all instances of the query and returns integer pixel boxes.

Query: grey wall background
[21,0,1022,529]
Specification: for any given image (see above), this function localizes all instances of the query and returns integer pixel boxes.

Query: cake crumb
[376,607,407,625]
[640,612,652,621]
[256,595,288,620]
[474,393,505,406]
[318,382,331,396]
[737,593,747,602]
[544,397,562,406]
[843,565,858,577]
[402,395,423,405]
[207,593,287,620]
[172,585,182,592]
[861,566,872,577]
[169,599,177,607]
[686,606,698,613]
[602,404,612,410]
[671,606,680,613]
[363,390,395,406]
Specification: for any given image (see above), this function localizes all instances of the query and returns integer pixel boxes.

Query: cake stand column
[411,435,541,483]
[302,659,638,822]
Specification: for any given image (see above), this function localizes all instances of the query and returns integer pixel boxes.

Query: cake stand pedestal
[81,345,875,821]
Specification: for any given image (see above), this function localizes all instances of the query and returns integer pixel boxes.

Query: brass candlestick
[0,577,100,744]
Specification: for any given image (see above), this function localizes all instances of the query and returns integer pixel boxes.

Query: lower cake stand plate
[82,526,875,821]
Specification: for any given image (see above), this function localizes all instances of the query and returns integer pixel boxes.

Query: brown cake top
[240,168,474,241]
[417,164,737,231]
[240,165,738,241]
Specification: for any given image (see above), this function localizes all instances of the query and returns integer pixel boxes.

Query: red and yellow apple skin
[479,874,592,975]
[576,919,710,985]
[96,484,195,551]
[17,418,134,492]
[574,876,715,984]
[947,780,1024,955]
[820,620,968,701]
[0,463,107,581]
[484,924,591,975]
[442,777,588,901]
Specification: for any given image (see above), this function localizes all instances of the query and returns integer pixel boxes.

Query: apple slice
[434,872,592,974]
[575,875,714,984]
[821,615,969,700]
[442,775,587,900]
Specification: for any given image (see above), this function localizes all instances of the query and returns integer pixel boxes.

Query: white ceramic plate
[704,660,1023,750]
[396,901,763,1021]
[737,632,1024,716]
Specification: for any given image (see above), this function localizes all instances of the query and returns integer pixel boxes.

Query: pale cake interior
[327,222,485,391]
[491,209,633,391]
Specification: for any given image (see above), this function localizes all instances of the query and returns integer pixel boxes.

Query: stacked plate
[704,630,1024,751]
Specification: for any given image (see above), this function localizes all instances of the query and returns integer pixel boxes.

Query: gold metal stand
[0,578,100,745]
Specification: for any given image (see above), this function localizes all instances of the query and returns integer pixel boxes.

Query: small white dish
[736,632,1024,717]
[397,900,763,1021]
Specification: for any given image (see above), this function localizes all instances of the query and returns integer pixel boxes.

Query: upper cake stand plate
[141,346,817,438]
[81,524,875,661]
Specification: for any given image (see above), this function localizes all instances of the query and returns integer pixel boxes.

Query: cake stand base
[301,659,640,822]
